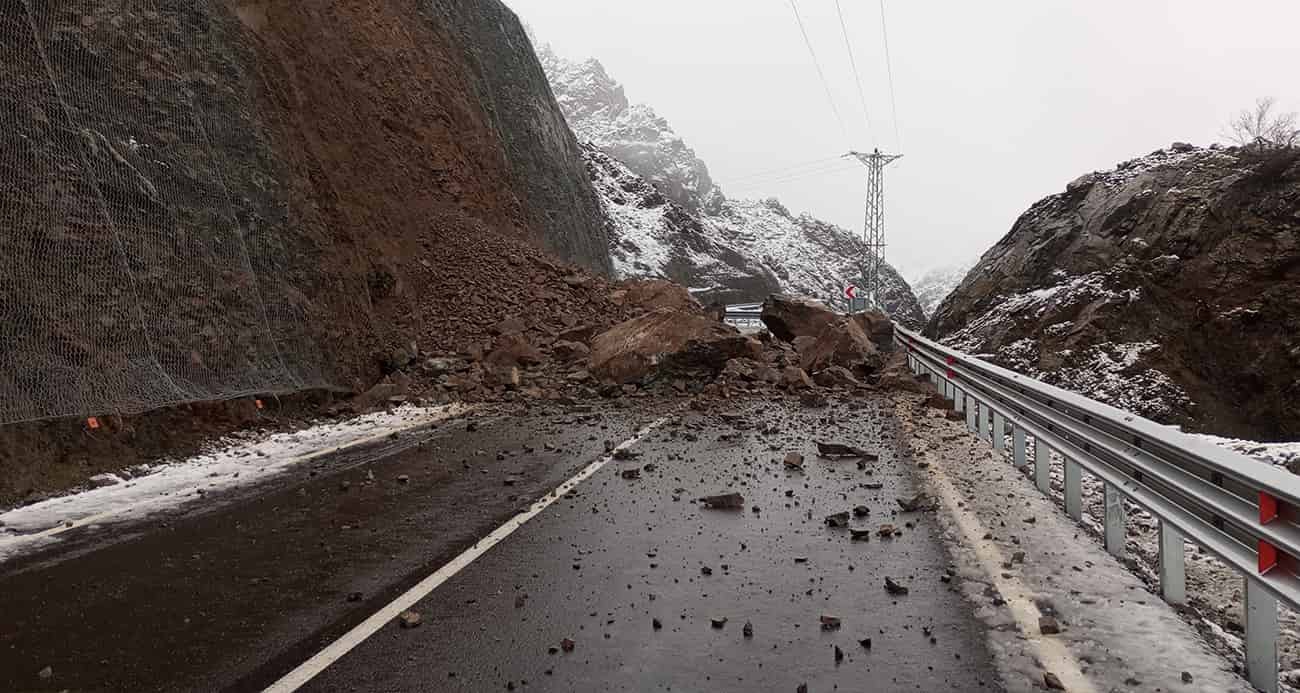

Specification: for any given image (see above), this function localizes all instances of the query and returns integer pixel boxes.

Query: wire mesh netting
[0,1,329,425]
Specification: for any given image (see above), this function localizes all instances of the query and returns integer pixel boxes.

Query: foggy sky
[506,0,1300,281]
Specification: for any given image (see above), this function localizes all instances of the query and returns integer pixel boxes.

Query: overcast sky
[506,0,1300,281]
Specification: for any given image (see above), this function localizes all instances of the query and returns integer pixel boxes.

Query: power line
[787,0,849,144]
[726,155,845,184]
[728,162,863,191]
[878,0,901,150]
[834,0,874,147]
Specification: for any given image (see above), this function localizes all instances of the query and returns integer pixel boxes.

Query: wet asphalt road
[0,395,1001,692]
[305,396,999,692]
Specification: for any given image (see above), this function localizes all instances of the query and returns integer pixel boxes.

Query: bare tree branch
[1225,97,1299,150]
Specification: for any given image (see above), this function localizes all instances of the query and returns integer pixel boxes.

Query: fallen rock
[849,309,895,349]
[850,529,872,541]
[551,340,590,362]
[561,637,576,652]
[588,308,760,383]
[884,577,909,595]
[816,441,876,459]
[896,493,938,512]
[621,468,641,480]
[1038,616,1061,635]
[711,617,728,629]
[820,614,841,630]
[813,365,861,389]
[485,333,543,368]
[783,452,804,469]
[743,621,754,638]
[699,492,744,509]
[824,512,850,528]
[877,524,896,537]
[621,278,702,313]
[853,505,870,517]
[398,610,422,628]
[780,366,814,390]
[761,294,838,342]
[799,317,882,374]
[37,666,52,680]
[1043,672,1065,690]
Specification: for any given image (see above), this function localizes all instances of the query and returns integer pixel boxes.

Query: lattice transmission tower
[846,149,902,309]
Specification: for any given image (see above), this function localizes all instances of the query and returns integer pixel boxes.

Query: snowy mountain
[912,263,973,319]
[540,44,925,327]
[930,143,1300,440]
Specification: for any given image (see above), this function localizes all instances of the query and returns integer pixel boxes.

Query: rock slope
[929,143,1300,439]
[540,45,925,327]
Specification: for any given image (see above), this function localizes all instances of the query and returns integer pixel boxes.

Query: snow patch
[0,404,466,562]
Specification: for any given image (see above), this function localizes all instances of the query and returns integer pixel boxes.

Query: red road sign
[844,284,858,299]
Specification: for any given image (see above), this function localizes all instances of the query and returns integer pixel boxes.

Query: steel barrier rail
[895,323,1299,693]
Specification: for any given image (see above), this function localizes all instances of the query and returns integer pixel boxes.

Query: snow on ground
[0,404,467,562]
[984,418,1300,689]
[896,392,1252,692]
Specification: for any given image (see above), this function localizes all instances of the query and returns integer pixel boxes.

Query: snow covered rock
[930,144,1300,439]
[541,45,926,327]
[912,263,973,319]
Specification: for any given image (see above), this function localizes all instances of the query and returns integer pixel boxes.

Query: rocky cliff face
[540,45,925,327]
[929,144,1300,440]
[0,0,612,423]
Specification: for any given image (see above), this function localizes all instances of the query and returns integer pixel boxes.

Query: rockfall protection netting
[0,1,328,425]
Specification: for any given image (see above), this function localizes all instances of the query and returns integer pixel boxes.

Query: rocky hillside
[0,0,615,426]
[929,143,1300,440]
[913,263,973,319]
[540,45,925,327]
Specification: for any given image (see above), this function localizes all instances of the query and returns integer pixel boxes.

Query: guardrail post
[980,403,992,443]
[965,398,978,433]
[1012,426,1027,468]
[1034,439,1050,493]
[992,411,1006,451]
[1245,577,1279,693]
[1104,483,1125,558]
[1064,457,1082,521]
[954,387,965,413]
[1158,521,1185,605]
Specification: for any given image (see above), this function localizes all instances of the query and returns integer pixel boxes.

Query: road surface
[0,394,1002,692]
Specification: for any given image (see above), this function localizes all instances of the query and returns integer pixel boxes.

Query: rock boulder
[589,308,762,384]
[760,294,838,342]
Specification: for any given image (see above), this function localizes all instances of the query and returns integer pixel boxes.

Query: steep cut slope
[930,143,1300,439]
[0,0,612,427]
[540,45,925,327]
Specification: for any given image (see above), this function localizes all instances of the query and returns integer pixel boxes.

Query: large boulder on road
[761,294,837,342]
[799,317,882,374]
[621,279,702,314]
[850,309,895,350]
[589,308,762,383]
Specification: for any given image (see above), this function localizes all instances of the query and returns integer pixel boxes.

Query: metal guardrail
[896,324,1299,693]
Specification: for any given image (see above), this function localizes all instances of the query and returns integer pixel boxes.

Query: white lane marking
[263,415,672,693]
[7,405,471,545]
[923,446,1098,693]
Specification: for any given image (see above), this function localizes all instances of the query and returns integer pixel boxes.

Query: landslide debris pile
[538,45,926,325]
[0,0,610,425]
[929,143,1300,439]
[365,286,913,413]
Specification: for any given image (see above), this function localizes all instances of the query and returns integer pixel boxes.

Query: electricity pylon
[846,149,902,310]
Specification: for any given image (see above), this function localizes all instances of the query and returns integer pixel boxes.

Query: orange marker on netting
[87,416,100,430]
[255,399,264,410]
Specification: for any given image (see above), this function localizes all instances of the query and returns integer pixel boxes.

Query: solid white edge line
[262,415,671,693]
